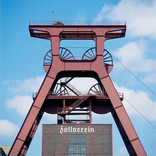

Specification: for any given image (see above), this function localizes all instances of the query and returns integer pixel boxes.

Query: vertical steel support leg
[8,75,55,156]
[100,76,147,156]
[89,98,92,123]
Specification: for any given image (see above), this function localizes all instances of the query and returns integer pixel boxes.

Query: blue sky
[1,0,156,155]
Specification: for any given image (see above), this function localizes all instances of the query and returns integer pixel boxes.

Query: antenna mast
[52,11,54,24]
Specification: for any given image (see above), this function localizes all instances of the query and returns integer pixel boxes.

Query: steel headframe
[8,22,146,156]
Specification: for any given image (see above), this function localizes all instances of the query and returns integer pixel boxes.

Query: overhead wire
[112,55,156,130]
[124,98,156,130]
[61,46,156,129]
[62,46,156,95]
[62,47,156,95]
[112,56,156,97]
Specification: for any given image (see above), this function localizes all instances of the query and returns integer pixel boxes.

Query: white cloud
[9,76,44,94]
[93,0,156,85]
[2,80,20,85]
[69,78,98,93]
[105,0,156,39]
[6,95,32,116]
[5,75,156,122]
[114,39,156,72]
[5,76,44,116]
[92,112,112,124]
[55,78,98,95]
[93,4,112,23]
[114,146,128,156]
[43,113,57,124]
[74,12,87,24]
[0,120,18,138]
[60,78,156,122]
[115,83,156,121]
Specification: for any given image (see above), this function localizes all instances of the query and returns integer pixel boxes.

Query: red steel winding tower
[9,21,147,156]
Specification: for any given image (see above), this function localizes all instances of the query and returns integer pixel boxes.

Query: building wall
[42,124,112,156]
[0,148,6,156]
[0,146,11,156]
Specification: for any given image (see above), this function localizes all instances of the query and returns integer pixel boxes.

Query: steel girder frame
[8,24,147,156]
[100,76,146,156]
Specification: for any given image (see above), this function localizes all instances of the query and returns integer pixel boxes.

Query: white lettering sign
[60,126,94,134]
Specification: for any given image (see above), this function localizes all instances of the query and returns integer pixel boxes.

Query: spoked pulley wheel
[60,47,75,60]
[103,49,113,65]
[82,47,96,60]
[43,47,75,66]
[88,83,103,96]
[43,49,52,65]
[82,47,113,65]
[52,83,69,96]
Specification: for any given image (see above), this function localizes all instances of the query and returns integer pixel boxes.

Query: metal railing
[29,20,126,26]
[32,91,124,99]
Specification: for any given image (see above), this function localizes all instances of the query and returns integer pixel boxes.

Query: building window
[68,134,86,156]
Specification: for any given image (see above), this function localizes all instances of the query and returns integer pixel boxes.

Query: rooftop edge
[29,20,126,26]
